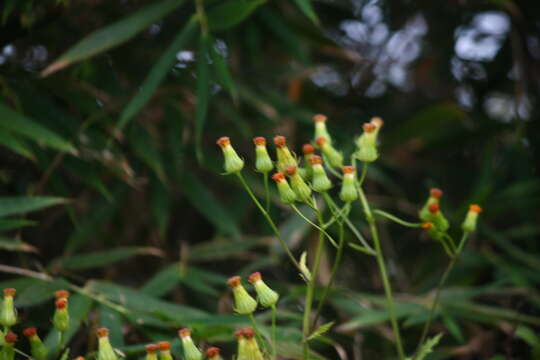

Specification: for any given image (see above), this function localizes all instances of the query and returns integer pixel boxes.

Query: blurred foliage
[1,0,540,358]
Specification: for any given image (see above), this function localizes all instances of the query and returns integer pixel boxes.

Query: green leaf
[0,237,37,252]
[207,0,266,31]
[100,305,125,346]
[0,196,67,218]
[407,333,443,360]
[50,247,163,270]
[181,172,241,237]
[195,34,210,163]
[41,0,187,76]
[307,321,334,341]
[0,103,76,153]
[129,124,166,181]
[292,0,319,25]
[189,238,264,261]
[0,218,36,232]
[117,17,198,131]
[208,36,238,102]
[15,278,71,307]
[0,131,35,160]
[151,180,170,237]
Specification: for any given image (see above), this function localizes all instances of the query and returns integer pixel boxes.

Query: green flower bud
[313,114,333,145]
[2,333,17,360]
[316,137,343,168]
[0,328,4,346]
[285,165,312,202]
[272,172,297,204]
[23,328,48,360]
[234,330,248,360]
[217,137,245,174]
[302,144,316,180]
[178,329,202,360]
[248,272,279,308]
[354,119,381,162]
[158,342,173,360]
[205,347,223,360]
[253,137,273,173]
[428,203,449,232]
[419,188,443,221]
[53,298,69,332]
[273,136,298,172]
[240,328,264,360]
[227,276,257,315]
[422,222,444,242]
[462,204,482,232]
[145,344,159,360]
[309,155,332,193]
[0,288,17,328]
[339,166,358,203]
[96,328,118,360]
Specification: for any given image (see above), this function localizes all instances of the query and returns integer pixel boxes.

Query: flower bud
[0,288,17,328]
[53,298,70,332]
[235,329,247,360]
[419,188,443,221]
[178,328,202,360]
[55,290,70,300]
[157,341,173,360]
[240,328,264,360]
[428,203,449,232]
[313,114,332,145]
[285,165,312,202]
[2,333,17,360]
[274,136,297,172]
[339,166,358,203]
[253,137,273,173]
[315,137,343,168]
[272,173,297,204]
[145,344,159,360]
[309,155,332,192]
[217,137,245,174]
[354,118,382,163]
[206,347,223,360]
[97,328,118,360]
[23,328,48,360]
[227,276,257,315]
[301,144,316,180]
[248,272,279,308]
[421,221,444,241]
[462,204,482,233]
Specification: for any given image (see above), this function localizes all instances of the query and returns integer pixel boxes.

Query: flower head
[309,155,332,192]
[206,347,223,360]
[313,114,333,145]
[178,328,202,360]
[272,172,297,204]
[0,288,17,327]
[55,290,70,300]
[354,117,383,163]
[315,136,343,168]
[217,137,244,174]
[339,166,358,203]
[97,328,117,360]
[248,272,279,308]
[274,136,297,172]
[419,188,444,221]
[145,344,159,360]
[227,276,257,315]
[462,204,482,233]
[158,341,173,360]
[239,328,264,360]
[253,137,273,173]
[285,165,312,202]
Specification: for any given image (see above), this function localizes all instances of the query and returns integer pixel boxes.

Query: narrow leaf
[41,0,187,76]
[308,321,334,341]
[195,34,210,163]
[0,237,37,252]
[0,196,67,218]
[207,0,266,31]
[408,333,443,360]
[50,247,163,270]
[208,36,238,101]
[0,131,35,160]
[293,0,319,25]
[0,219,36,232]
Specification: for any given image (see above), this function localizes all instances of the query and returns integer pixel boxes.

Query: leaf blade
[0,196,67,218]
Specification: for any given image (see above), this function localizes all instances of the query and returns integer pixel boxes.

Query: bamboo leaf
[41,0,187,76]
[207,0,266,31]
[292,0,319,25]
[0,196,67,218]
[50,247,164,270]
[0,131,35,160]
[0,237,37,252]
[195,34,210,163]
[0,219,36,232]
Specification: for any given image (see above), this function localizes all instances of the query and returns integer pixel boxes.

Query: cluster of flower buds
[228,273,279,315]
[235,328,264,360]
[53,289,70,333]
[23,328,48,360]
[354,117,383,163]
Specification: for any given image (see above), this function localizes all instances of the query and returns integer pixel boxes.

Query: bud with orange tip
[273,136,297,172]
[339,166,358,203]
[206,347,223,360]
[354,117,383,163]
[96,328,117,360]
[313,114,333,145]
[53,298,69,332]
[227,276,257,315]
[253,137,273,173]
[285,165,312,202]
[272,172,297,204]
[158,341,173,360]
[2,333,17,360]
[178,328,202,360]
[0,288,17,328]
[217,137,244,174]
[309,155,332,192]
[301,143,316,180]
[55,290,70,300]
[23,328,48,360]
[462,204,482,233]
[248,272,279,308]
[315,136,343,168]
[239,328,264,360]
[145,344,159,360]
[428,203,449,232]
[419,188,443,221]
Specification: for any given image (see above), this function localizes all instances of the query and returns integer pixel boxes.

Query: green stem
[248,313,267,354]
[236,173,300,270]
[194,0,208,35]
[322,203,349,229]
[358,187,405,360]
[271,305,277,360]
[358,162,368,187]
[414,232,469,359]
[302,210,326,360]
[263,172,270,212]
[291,204,338,248]
[373,209,423,228]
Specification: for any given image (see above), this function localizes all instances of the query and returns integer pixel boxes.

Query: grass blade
[0,196,67,218]
[292,0,319,25]
[207,0,266,31]
[208,35,238,102]
[195,34,210,163]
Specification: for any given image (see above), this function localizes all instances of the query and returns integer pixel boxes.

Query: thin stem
[414,232,469,359]
[236,172,300,270]
[358,186,405,360]
[358,162,368,187]
[302,210,326,359]
[271,305,277,360]
[442,233,458,253]
[248,313,267,354]
[373,209,423,228]
[263,172,271,212]
[291,204,338,248]
[323,203,350,229]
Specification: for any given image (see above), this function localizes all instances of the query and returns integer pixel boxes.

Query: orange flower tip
[242,328,255,339]
[5,332,17,344]
[206,347,221,357]
[469,204,482,213]
[430,188,443,199]
[55,290,70,299]
[74,357,85,360]
[302,144,315,154]
[248,272,262,284]
[313,114,327,123]
[342,166,356,175]
[370,116,384,128]
[285,165,297,176]
[145,344,159,353]
[428,203,440,213]
[158,341,171,351]
[3,288,16,297]
[179,328,192,338]
[227,276,241,288]
[271,172,285,183]
[253,137,266,146]
[362,123,376,133]
[216,137,230,148]
[273,135,286,148]
[55,298,68,309]
[421,222,433,230]
[315,136,326,146]
[309,155,323,165]
[234,329,244,339]
[23,328,37,338]
[96,328,109,338]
